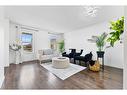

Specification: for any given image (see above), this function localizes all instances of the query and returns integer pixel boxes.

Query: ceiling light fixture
[84,6,100,17]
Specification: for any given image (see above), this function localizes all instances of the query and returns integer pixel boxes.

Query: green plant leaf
[58,40,65,53]
[107,16,124,47]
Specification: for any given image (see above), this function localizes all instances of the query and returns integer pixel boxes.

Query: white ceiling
[4,6,124,33]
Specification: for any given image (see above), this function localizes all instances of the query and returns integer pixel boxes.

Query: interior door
[21,29,35,62]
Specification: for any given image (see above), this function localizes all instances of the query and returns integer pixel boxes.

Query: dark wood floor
[1,61,123,89]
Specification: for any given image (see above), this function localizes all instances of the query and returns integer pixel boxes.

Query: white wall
[124,6,127,89]
[35,30,50,59]
[4,19,9,67]
[65,21,124,69]
[9,22,17,63]
[0,7,5,87]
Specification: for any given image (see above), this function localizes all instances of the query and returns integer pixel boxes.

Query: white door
[20,29,35,62]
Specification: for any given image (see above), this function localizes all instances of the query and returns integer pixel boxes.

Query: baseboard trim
[22,60,39,63]
[0,76,4,89]
[104,65,123,70]
[9,60,123,70]
[9,60,39,64]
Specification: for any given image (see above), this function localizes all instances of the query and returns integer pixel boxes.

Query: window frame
[21,32,33,53]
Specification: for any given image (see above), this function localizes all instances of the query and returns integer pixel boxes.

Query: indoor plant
[107,16,124,47]
[88,32,108,51]
[88,32,108,57]
[58,40,65,53]
[88,32,108,71]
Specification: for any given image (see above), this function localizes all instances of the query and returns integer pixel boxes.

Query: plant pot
[96,51,105,58]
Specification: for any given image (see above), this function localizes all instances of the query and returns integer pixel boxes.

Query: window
[21,32,33,52]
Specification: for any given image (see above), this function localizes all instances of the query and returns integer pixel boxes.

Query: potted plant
[107,16,124,47]
[88,32,108,57]
[58,40,65,53]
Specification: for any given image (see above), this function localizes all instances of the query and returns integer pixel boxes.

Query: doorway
[20,28,35,62]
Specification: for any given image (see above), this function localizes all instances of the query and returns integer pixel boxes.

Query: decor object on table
[9,44,21,51]
[52,57,70,69]
[9,43,22,64]
[89,60,100,72]
[107,16,124,47]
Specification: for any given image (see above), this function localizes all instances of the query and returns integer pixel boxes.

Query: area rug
[40,63,86,80]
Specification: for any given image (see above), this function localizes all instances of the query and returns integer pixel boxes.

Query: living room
[0,5,126,89]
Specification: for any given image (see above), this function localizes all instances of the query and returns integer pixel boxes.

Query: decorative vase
[96,51,105,58]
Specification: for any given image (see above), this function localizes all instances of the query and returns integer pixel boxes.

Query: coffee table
[52,57,70,69]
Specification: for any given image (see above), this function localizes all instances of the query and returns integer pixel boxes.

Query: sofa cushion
[43,49,53,55]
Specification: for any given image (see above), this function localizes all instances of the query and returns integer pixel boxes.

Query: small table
[52,57,70,69]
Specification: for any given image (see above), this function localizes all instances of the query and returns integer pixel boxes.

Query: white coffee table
[52,57,70,69]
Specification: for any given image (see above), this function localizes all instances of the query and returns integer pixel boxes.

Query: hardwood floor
[1,61,123,89]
